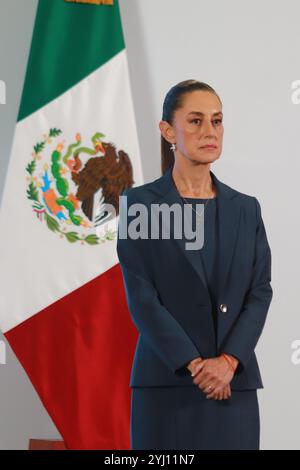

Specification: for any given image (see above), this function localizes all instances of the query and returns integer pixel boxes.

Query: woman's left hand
[207,383,232,400]
[192,356,234,398]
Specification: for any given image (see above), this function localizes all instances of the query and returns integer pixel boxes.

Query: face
[159,90,223,164]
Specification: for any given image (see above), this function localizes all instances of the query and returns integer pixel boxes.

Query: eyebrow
[187,111,223,117]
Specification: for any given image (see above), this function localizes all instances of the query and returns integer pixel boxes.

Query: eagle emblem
[26,128,134,244]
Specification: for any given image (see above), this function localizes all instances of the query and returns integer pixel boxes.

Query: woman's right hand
[187,357,232,400]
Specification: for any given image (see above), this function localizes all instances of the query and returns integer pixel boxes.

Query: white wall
[0,0,299,449]
[0,0,62,449]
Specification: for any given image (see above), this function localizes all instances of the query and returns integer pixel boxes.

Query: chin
[191,154,220,164]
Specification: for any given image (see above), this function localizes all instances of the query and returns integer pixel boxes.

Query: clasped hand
[188,356,234,400]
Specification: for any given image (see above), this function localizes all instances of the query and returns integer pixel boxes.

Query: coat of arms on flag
[26,129,134,244]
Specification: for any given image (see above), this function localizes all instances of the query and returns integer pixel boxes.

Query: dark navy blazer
[117,167,273,390]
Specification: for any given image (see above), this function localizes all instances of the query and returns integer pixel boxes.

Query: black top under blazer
[117,166,273,390]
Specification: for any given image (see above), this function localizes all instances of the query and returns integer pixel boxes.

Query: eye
[190,118,223,126]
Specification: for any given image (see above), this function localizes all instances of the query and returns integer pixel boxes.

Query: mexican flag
[0,0,143,449]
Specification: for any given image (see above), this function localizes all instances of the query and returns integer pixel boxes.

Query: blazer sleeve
[117,188,201,376]
[221,196,273,372]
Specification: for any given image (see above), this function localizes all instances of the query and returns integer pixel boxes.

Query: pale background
[0,0,299,449]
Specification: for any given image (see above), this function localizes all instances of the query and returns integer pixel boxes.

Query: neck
[172,161,216,198]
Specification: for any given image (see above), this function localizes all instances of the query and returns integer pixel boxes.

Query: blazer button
[219,303,227,313]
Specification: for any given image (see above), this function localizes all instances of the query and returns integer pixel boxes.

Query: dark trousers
[130,386,260,450]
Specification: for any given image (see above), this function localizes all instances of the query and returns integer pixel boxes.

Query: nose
[201,119,217,137]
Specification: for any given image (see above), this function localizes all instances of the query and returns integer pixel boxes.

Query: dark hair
[161,79,222,175]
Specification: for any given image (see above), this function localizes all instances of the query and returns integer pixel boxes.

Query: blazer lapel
[217,181,241,299]
[149,166,241,302]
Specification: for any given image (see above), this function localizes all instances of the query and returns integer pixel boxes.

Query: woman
[117,80,273,450]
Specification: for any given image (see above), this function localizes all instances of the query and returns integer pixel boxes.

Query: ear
[159,120,175,145]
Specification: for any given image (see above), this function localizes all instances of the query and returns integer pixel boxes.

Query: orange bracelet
[221,353,237,373]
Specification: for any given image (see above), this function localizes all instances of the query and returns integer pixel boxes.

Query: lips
[200,145,217,149]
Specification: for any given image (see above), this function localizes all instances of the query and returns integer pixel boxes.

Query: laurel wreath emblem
[25,128,117,245]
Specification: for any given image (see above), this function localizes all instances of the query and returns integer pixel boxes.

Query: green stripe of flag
[18,0,125,122]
